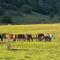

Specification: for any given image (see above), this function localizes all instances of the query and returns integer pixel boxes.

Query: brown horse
[5,34,13,39]
[44,34,52,41]
[12,34,17,41]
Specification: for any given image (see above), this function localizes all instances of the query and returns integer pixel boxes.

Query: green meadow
[0,24,60,60]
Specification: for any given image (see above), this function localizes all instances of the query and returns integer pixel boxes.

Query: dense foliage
[0,0,60,24]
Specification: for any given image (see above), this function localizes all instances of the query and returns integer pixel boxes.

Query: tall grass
[0,24,60,60]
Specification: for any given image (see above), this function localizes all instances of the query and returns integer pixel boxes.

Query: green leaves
[1,16,13,24]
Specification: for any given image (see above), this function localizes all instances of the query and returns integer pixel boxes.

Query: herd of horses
[0,33,53,42]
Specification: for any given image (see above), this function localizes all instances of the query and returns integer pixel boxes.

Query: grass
[0,24,60,60]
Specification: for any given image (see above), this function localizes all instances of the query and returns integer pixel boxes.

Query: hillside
[0,0,60,24]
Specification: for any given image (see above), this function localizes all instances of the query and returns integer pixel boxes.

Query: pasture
[0,24,60,60]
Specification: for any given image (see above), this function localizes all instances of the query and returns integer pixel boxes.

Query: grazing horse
[0,34,3,41]
[5,34,12,39]
[44,34,52,41]
[12,34,17,41]
[25,34,33,41]
[36,33,44,41]
[2,33,6,39]
[4,34,17,42]
[17,34,26,41]
[5,34,14,42]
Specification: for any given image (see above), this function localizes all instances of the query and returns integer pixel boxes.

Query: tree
[21,5,32,14]
[1,16,13,24]
[0,8,5,15]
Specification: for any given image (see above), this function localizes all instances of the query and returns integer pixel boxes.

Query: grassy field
[0,24,60,60]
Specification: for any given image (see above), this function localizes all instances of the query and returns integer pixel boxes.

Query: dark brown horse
[0,34,4,41]
[17,34,26,41]
[36,33,44,41]
[25,34,33,41]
